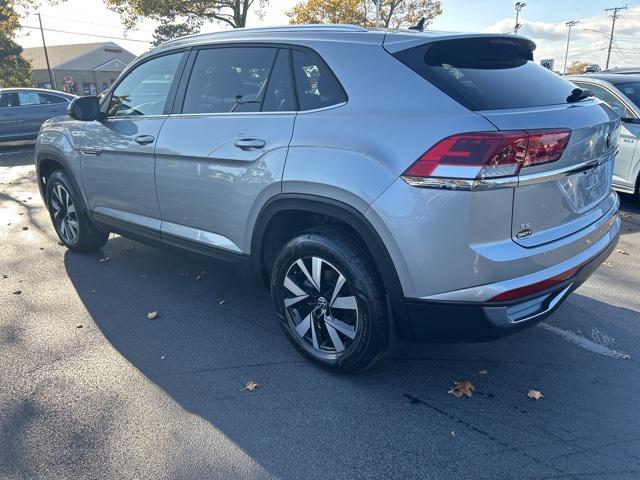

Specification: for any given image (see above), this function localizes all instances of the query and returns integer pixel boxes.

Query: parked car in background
[0,88,76,143]
[36,26,620,371]
[568,74,640,196]
[584,64,602,73]
[601,67,640,75]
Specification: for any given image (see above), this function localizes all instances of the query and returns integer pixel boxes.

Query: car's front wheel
[271,228,389,372]
[45,170,109,252]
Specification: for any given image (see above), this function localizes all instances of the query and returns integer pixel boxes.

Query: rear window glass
[393,38,577,111]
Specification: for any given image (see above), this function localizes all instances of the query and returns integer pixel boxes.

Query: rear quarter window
[393,38,577,111]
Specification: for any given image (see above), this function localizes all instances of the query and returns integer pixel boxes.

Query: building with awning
[22,42,136,95]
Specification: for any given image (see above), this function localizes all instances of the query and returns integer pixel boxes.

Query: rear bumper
[405,218,620,342]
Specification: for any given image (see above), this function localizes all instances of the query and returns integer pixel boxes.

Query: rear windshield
[393,38,577,111]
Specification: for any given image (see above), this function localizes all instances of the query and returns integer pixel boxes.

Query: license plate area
[557,157,613,214]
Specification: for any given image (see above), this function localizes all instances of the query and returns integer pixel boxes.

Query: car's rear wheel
[271,228,388,372]
[45,170,109,252]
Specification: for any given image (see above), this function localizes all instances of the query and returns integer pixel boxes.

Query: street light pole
[514,2,527,35]
[36,13,56,90]
[564,20,580,75]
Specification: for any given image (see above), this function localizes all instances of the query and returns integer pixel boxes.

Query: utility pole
[564,20,580,74]
[605,5,627,70]
[514,2,526,35]
[36,13,56,90]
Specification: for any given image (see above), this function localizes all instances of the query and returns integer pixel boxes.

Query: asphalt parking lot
[1,145,639,479]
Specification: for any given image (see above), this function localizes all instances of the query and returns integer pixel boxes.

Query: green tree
[105,0,269,45]
[0,0,33,88]
[287,0,442,29]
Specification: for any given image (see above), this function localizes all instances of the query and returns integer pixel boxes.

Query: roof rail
[160,24,368,47]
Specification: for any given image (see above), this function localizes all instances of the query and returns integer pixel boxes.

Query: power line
[20,24,151,43]
[604,5,627,69]
[26,13,156,34]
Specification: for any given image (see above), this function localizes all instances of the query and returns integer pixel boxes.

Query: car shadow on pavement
[0,145,35,167]
[62,235,640,478]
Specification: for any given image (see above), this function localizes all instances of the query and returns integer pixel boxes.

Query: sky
[15,0,640,71]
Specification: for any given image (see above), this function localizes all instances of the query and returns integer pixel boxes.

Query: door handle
[135,135,155,145]
[234,138,266,151]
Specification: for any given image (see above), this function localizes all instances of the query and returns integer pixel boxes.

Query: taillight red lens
[524,130,571,167]
[404,129,571,180]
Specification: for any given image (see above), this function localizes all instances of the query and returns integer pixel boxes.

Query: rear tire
[271,227,389,372]
[45,170,109,252]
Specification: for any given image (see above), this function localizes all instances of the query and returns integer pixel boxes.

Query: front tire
[271,228,389,372]
[45,170,109,252]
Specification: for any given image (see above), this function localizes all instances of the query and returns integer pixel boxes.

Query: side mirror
[67,96,102,121]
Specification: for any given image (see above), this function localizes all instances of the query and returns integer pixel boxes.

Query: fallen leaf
[601,262,614,267]
[617,249,629,255]
[242,381,260,392]
[21,226,28,231]
[99,257,110,263]
[2,275,7,279]
[18,212,23,216]
[448,380,475,398]
[478,369,488,375]
[147,311,159,320]
[39,247,44,250]
[76,324,83,329]
[527,389,543,400]
[12,290,21,295]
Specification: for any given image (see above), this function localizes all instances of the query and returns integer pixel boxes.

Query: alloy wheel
[50,184,79,244]
[282,256,360,355]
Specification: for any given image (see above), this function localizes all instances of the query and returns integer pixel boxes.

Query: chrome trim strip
[93,207,161,230]
[161,221,242,253]
[401,152,616,191]
[80,149,101,156]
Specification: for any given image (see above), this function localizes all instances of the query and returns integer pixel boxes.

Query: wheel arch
[251,194,413,338]
[36,151,92,221]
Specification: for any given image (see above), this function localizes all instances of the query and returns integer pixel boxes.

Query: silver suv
[36,25,621,371]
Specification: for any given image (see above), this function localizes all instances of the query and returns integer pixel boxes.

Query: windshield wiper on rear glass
[567,87,593,103]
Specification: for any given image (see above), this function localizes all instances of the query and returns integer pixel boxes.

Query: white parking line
[539,323,631,360]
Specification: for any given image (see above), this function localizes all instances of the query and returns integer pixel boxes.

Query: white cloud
[483,6,640,71]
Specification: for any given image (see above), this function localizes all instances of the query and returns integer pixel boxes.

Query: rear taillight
[403,129,571,182]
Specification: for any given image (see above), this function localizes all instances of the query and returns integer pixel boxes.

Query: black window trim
[100,48,191,119]
[0,92,19,108]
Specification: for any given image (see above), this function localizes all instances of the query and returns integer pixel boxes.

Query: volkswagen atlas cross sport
[35,25,620,372]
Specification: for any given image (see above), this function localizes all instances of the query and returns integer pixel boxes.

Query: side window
[0,93,18,108]
[182,47,277,114]
[108,53,182,117]
[292,49,346,111]
[262,49,295,112]
[575,82,631,117]
[18,91,41,106]
[38,93,67,104]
